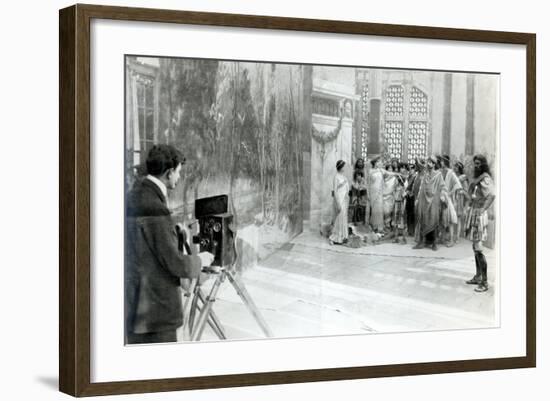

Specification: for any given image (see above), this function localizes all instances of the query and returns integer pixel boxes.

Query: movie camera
[192,195,235,267]
[176,194,272,341]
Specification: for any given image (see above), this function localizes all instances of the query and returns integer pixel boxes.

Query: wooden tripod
[182,267,273,341]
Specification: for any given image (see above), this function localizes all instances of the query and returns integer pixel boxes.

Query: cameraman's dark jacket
[125,178,201,336]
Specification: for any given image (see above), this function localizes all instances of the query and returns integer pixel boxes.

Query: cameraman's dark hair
[146,144,185,177]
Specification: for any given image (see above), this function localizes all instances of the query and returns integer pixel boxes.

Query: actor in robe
[464,154,495,292]
[367,157,386,233]
[352,158,369,224]
[329,159,350,245]
[413,155,448,251]
[383,163,398,232]
[392,163,409,244]
[439,155,462,247]
[453,161,469,242]
[350,170,368,226]
[406,159,424,236]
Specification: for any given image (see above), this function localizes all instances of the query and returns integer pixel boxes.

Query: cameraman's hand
[198,251,215,267]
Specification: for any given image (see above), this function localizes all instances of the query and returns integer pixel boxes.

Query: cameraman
[125,144,214,344]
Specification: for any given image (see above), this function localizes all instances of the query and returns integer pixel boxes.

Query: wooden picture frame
[59,3,536,397]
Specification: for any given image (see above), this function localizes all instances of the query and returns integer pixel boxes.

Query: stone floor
[183,230,497,342]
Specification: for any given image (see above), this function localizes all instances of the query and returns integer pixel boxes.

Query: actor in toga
[413,155,448,251]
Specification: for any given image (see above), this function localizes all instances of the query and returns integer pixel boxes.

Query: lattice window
[385,85,404,116]
[407,121,428,162]
[383,85,404,160]
[384,121,403,159]
[407,87,428,162]
[362,85,369,119]
[409,87,428,119]
[360,84,369,159]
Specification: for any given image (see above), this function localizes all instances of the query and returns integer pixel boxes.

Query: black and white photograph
[2,0,545,399]
[124,55,499,344]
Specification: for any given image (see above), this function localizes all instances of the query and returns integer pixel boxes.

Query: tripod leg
[206,316,225,340]
[181,278,197,333]
[191,273,225,341]
[190,302,225,340]
[197,289,226,340]
[188,284,201,338]
[226,271,273,338]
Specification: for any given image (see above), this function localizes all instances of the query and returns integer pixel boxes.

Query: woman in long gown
[329,160,350,245]
[368,157,398,233]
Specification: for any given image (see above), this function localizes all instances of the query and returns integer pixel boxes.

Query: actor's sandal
[465,276,481,285]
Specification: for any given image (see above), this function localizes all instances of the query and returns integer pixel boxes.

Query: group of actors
[329,153,495,292]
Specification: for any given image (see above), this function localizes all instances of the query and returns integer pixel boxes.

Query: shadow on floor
[35,376,58,391]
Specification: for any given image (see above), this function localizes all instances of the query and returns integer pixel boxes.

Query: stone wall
[309,66,356,230]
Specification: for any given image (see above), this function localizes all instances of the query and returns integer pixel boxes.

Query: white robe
[330,172,350,243]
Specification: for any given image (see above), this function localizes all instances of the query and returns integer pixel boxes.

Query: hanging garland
[311,110,344,144]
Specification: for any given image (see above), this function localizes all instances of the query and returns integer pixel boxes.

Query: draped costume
[455,174,469,219]
[393,178,407,230]
[441,168,461,228]
[350,178,368,225]
[368,168,385,232]
[330,172,350,243]
[415,170,448,241]
[383,175,397,228]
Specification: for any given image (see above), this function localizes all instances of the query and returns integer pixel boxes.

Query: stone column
[442,73,453,155]
[367,69,382,155]
[465,74,475,155]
